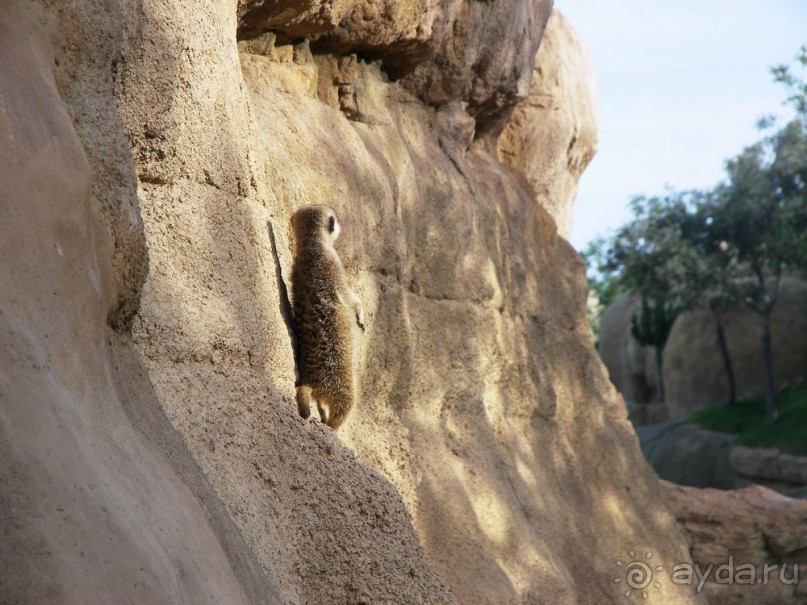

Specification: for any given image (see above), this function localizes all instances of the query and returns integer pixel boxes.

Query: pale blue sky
[555,1,807,250]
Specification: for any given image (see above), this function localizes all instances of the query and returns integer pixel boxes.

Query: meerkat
[290,204,364,430]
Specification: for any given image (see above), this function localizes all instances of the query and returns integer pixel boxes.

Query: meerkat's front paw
[356,309,365,332]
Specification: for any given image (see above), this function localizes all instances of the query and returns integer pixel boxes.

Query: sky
[554,0,807,250]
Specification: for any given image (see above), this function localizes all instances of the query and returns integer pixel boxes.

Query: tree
[584,48,807,415]
[771,45,807,119]
[706,117,807,423]
[601,191,748,405]
[581,237,625,311]
[690,48,807,418]
[679,195,742,406]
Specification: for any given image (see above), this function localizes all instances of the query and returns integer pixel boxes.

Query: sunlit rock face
[2,1,705,603]
[497,10,599,238]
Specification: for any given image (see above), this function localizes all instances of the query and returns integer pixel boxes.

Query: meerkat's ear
[328,214,340,240]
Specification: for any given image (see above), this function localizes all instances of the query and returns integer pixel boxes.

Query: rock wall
[1,1,705,604]
[0,3,276,602]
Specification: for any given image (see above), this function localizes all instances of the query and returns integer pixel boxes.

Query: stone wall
[1,2,705,603]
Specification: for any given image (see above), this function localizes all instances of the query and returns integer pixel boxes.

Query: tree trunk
[712,309,737,405]
[761,315,777,423]
[653,345,665,403]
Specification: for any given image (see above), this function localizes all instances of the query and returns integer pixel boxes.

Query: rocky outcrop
[599,278,807,418]
[400,0,553,137]
[664,482,807,605]
[638,424,807,493]
[497,11,598,237]
[238,0,444,78]
[239,0,553,137]
[1,1,705,604]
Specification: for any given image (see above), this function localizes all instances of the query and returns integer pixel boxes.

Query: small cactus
[631,296,679,402]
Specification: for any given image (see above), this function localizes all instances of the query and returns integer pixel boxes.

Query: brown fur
[290,205,363,430]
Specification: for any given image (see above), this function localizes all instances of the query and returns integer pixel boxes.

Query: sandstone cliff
[1,1,704,604]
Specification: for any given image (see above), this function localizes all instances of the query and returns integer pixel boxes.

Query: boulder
[497,10,598,238]
[730,446,807,490]
[637,422,736,489]
[664,276,807,418]
[597,292,657,404]
[598,278,807,418]
[664,482,807,605]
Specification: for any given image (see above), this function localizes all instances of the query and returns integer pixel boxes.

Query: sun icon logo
[613,550,663,600]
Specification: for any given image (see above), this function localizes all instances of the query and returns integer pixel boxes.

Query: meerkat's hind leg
[296,385,313,419]
[316,399,331,426]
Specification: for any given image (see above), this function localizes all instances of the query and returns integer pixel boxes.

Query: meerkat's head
[291,205,340,249]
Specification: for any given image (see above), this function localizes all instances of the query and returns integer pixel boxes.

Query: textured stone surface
[238,0,447,80]
[313,0,448,78]
[638,426,807,493]
[2,1,707,604]
[730,446,807,489]
[237,0,352,39]
[402,0,553,137]
[0,3,274,602]
[665,482,807,605]
[497,10,598,238]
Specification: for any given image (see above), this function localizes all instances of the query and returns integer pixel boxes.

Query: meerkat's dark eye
[329,215,337,233]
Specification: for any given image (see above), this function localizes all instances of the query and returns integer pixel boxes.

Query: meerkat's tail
[326,406,348,430]
[296,385,312,419]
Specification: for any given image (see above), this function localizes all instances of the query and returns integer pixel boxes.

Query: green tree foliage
[704,124,807,422]
[771,45,807,118]
[581,237,625,311]
[608,193,712,309]
[580,238,626,339]
[697,46,807,422]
